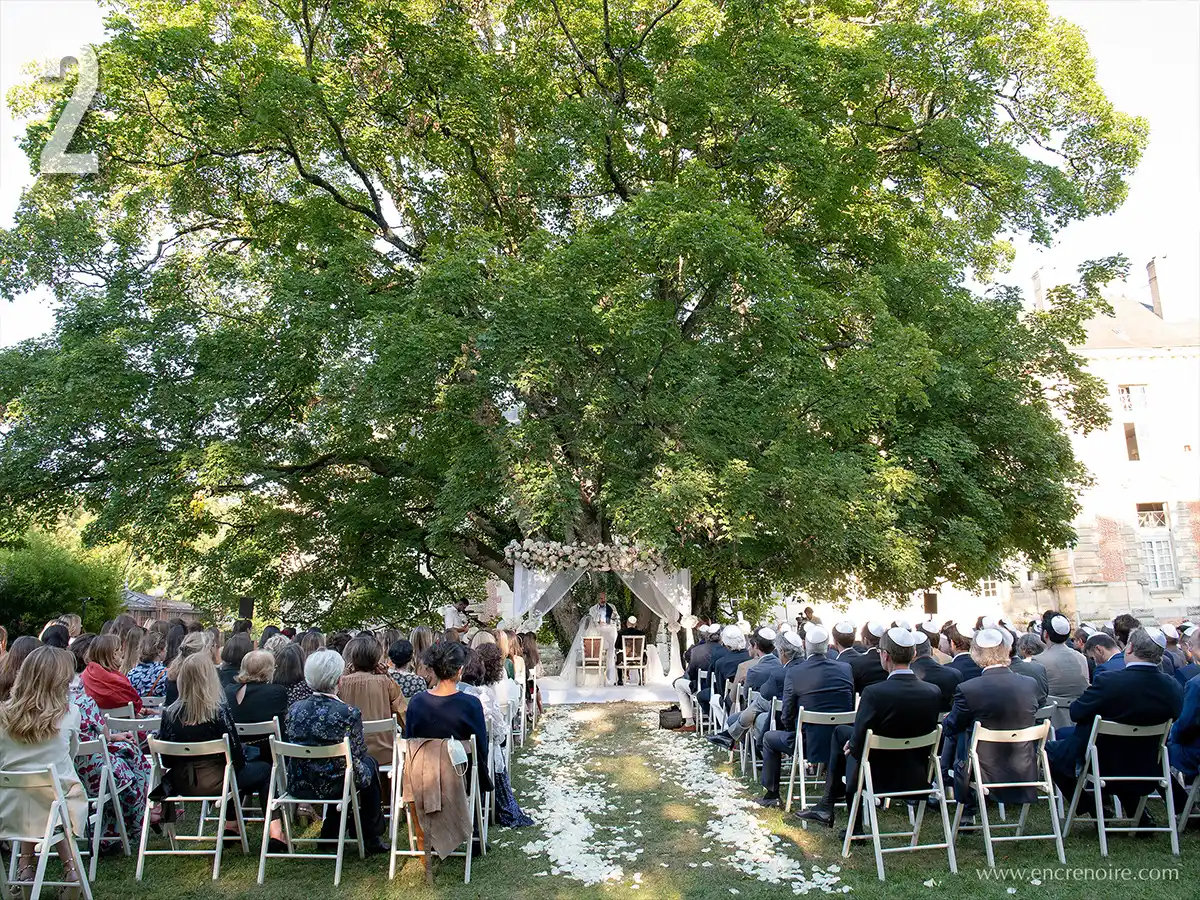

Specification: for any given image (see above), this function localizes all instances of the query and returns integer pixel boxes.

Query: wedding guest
[163,624,187,668]
[472,644,532,827]
[387,640,428,698]
[219,633,253,689]
[205,626,224,664]
[1169,629,1200,778]
[909,630,962,712]
[112,614,138,637]
[328,632,352,656]
[232,619,253,638]
[1015,633,1045,661]
[338,636,407,768]
[404,641,492,793]
[0,636,41,701]
[82,634,144,714]
[0,646,87,890]
[127,631,170,697]
[504,629,525,687]
[261,634,290,654]
[494,630,514,679]
[518,632,543,714]
[469,629,496,650]
[120,625,146,674]
[0,624,7,658]
[158,653,278,847]
[272,642,313,706]
[298,629,325,657]
[69,637,152,847]
[1039,611,1090,723]
[40,623,71,650]
[845,622,888,693]
[164,631,212,705]
[1086,633,1122,677]
[226,650,288,760]
[57,614,83,641]
[285,650,388,853]
[945,623,982,681]
[259,625,281,647]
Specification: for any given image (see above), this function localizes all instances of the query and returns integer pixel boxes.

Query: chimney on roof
[1146,257,1164,318]
[1031,268,1046,311]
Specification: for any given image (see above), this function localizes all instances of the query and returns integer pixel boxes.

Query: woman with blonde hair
[469,629,496,650]
[409,625,434,684]
[164,631,212,705]
[81,634,143,714]
[225,651,288,756]
[157,653,277,847]
[0,646,88,888]
[120,625,146,675]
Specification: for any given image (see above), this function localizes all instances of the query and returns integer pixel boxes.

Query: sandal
[58,859,82,900]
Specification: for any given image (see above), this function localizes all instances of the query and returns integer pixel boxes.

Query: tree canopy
[0,0,1143,625]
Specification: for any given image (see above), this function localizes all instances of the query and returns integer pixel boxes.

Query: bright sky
[1,0,1197,346]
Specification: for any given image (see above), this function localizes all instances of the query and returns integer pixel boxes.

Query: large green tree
[0,0,1142,627]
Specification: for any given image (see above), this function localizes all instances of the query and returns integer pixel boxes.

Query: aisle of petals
[638,710,851,895]
[518,706,632,886]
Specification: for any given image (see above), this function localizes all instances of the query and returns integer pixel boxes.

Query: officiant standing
[587,592,621,684]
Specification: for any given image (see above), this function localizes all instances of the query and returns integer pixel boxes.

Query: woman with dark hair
[100,619,116,635]
[338,636,406,767]
[218,633,253,689]
[403,641,492,793]
[328,632,352,656]
[472,645,532,827]
[82,634,144,714]
[163,624,187,668]
[387,640,427,698]
[298,629,324,657]
[272,643,312,706]
[148,619,171,639]
[518,632,543,714]
[0,637,42,701]
[113,614,137,637]
[186,620,204,633]
[259,625,281,647]
[40,623,71,649]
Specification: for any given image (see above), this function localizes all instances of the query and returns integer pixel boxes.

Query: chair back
[235,718,282,740]
[799,709,856,727]
[865,726,940,752]
[0,765,70,841]
[582,636,604,663]
[1033,704,1055,723]
[148,735,232,761]
[100,703,135,719]
[143,695,165,709]
[622,635,645,661]
[270,736,353,763]
[973,721,1051,745]
[105,715,159,740]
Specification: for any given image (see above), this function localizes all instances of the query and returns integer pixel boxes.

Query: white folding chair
[1173,769,1200,836]
[786,708,857,814]
[693,670,712,736]
[842,726,957,882]
[1046,694,1074,731]
[621,635,646,686]
[73,735,131,879]
[136,734,248,881]
[104,715,160,743]
[1062,717,1180,856]
[143,695,165,710]
[950,722,1066,866]
[363,716,399,826]
[388,735,484,884]
[234,718,282,825]
[98,704,135,721]
[0,765,93,900]
[577,636,606,687]
[257,736,364,886]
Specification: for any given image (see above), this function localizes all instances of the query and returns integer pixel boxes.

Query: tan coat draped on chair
[402,738,471,859]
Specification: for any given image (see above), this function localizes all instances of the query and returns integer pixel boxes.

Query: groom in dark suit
[798,627,942,830]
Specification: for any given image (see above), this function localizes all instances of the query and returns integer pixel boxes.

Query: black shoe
[796,806,834,828]
[925,792,942,810]
[267,838,288,854]
[1134,811,1157,838]
[706,733,734,749]
[364,839,390,856]
[957,813,976,828]
[756,794,781,808]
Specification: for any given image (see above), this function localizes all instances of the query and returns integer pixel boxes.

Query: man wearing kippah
[938,628,1040,824]
[1037,610,1089,728]
[798,627,941,832]
[844,621,887,694]
[910,629,962,712]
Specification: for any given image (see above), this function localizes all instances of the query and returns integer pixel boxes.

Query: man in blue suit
[1086,633,1122,679]
[946,623,983,681]
[707,630,794,749]
[755,626,853,807]
[1047,629,1183,819]
[698,626,746,719]
[1175,627,1200,686]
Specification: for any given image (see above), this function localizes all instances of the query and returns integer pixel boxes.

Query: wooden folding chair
[842,726,957,881]
[786,708,857,814]
[74,735,131,879]
[388,735,484,884]
[951,721,1066,866]
[0,765,93,900]
[621,635,646,686]
[136,734,248,881]
[1062,717,1179,856]
[257,736,365,886]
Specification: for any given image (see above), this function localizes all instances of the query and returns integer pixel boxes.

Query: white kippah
[999,617,1014,629]
[1161,623,1179,640]
[805,625,829,645]
[867,621,886,638]
[721,625,745,648]
[886,627,915,648]
[919,621,940,635]
[999,628,1014,648]
[1145,627,1167,649]
[833,620,856,635]
[784,631,805,650]
[1182,623,1198,636]
[912,629,930,645]
[975,628,1004,649]
[893,617,912,631]
[780,624,793,634]
[758,627,777,641]
[957,624,976,640]
[981,615,999,630]
[1081,625,1097,636]
[627,616,637,625]
[1050,615,1071,636]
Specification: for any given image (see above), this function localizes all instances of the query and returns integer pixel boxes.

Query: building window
[980,578,999,598]
[1136,502,1168,528]
[1119,384,1148,412]
[1124,423,1140,461]
[1140,537,1177,589]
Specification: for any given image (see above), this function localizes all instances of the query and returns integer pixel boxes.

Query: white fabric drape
[512,563,585,623]
[614,570,690,682]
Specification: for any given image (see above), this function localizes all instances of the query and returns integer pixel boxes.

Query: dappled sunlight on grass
[660,800,698,822]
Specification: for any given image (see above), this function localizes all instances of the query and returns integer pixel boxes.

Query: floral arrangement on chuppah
[504,537,668,572]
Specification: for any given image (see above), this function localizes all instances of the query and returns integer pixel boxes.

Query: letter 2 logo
[40,47,99,175]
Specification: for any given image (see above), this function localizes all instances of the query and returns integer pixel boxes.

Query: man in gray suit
[1038,610,1089,727]
[1001,627,1048,704]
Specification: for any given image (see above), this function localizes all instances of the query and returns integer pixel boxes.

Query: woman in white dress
[0,645,88,889]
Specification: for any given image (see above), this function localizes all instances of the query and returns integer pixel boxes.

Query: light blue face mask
[446,736,469,772]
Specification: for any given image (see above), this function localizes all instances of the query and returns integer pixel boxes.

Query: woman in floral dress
[70,639,152,849]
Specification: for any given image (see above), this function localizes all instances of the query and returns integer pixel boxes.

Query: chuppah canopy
[505,539,692,684]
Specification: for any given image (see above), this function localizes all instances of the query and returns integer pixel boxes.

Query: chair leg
[934,762,957,875]
[1093,775,1108,858]
[66,818,94,900]
[257,772,276,885]
[31,812,55,900]
[135,779,153,882]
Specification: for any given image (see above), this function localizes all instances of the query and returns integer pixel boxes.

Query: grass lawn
[83,703,1196,900]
